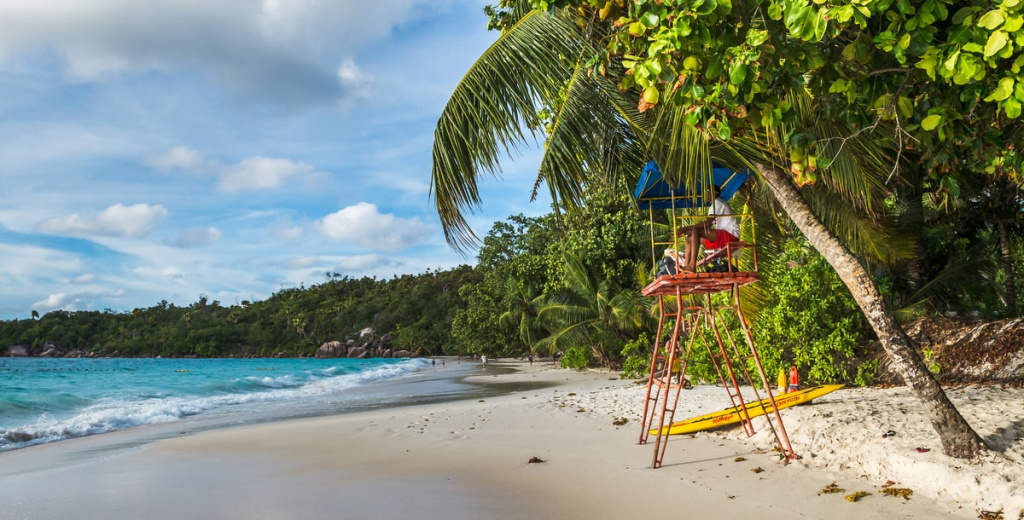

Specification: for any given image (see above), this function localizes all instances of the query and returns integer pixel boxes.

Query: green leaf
[785,4,811,28]
[943,50,960,72]
[977,10,1005,30]
[951,6,980,24]
[813,10,829,40]
[643,86,660,104]
[768,2,783,19]
[747,29,769,46]
[706,54,725,79]
[1006,97,1022,119]
[717,121,732,140]
[897,96,914,118]
[640,11,660,28]
[829,78,849,92]
[921,114,942,130]
[985,31,1008,57]
[1006,15,1024,33]
[730,63,749,85]
[984,77,1015,102]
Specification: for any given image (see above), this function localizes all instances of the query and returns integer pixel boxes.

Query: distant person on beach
[674,196,740,273]
[432,358,436,367]
[457,354,460,364]
[481,354,487,367]
[528,354,533,365]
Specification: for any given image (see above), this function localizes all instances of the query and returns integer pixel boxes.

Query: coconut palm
[431,2,985,456]
[532,253,650,366]
[498,277,546,348]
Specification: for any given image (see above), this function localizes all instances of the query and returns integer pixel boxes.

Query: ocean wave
[0,358,430,451]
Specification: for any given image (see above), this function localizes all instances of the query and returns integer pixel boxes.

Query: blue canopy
[633,160,750,211]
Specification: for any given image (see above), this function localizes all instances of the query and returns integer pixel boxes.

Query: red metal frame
[638,243,797,468]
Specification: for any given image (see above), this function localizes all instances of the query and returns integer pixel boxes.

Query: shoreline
[1,360,1020,519]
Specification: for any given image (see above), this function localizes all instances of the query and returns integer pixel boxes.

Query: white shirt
[709,198,740,239]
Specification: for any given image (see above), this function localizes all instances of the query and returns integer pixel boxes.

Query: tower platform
[641,271,760,297]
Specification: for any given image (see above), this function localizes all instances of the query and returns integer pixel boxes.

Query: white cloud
[0,0,425,105]
[145,147,321,193]
[32,293,71,311]
[31,288,126,312]
[36,203,168,238]
[319,202,432,252]
[146,146,211,173]
[72,273,96,284]
[167,226,222,248]
[219,157,315,192]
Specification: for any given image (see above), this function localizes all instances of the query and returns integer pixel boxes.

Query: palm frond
[431,9,585,250]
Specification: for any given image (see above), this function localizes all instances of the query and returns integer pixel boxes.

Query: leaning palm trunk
[755,161,988,459]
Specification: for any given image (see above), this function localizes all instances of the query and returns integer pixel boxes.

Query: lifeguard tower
[634,160,796,468]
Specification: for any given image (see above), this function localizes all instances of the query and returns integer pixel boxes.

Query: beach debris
[751,467,764,474]
[478,399,485,402]
[978,509,1003,520]
[612,417,628,426]
[820,482,845,495]
[880,487,914,500]
[528,456,546,464]
[733,456,747,462]
[882,429,896,438]
[844,491,870,502]
[576,408,586,413]
[882,480,896,488]
[915,447,931,453]
[567,392,577,396]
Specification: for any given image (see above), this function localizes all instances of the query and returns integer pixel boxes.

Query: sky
[0,0,552,320]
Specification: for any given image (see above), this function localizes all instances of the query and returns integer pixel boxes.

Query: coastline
[1,360,1019,519]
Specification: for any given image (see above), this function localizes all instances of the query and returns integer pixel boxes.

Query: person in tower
[674,196,740,273]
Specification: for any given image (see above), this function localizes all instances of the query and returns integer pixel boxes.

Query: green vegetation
[2,4,1020,410]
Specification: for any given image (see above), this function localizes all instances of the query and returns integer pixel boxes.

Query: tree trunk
[997,220,1018,317]
[755,162,988,459]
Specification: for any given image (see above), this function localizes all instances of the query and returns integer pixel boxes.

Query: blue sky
[0,0,550,319]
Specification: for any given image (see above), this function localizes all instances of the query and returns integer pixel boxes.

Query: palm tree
[430,2,986,457]
[498,277,546,349]
[532,253,649,366]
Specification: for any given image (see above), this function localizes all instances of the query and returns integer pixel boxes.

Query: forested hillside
[2,181,1021,387]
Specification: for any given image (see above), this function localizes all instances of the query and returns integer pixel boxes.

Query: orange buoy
[787,366,799,394]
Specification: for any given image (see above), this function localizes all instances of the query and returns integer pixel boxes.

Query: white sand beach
[1,360,1021,520]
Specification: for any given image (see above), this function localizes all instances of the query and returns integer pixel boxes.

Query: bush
[753,238,872,384]
[560,345,592,370]
[620,333,651,379]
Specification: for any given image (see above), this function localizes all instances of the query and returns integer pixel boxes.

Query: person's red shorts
[703,230,738,249]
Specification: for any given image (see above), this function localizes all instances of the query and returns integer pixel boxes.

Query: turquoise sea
[0,357,485,452]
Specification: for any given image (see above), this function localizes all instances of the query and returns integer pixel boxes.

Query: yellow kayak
[650,384,844,435]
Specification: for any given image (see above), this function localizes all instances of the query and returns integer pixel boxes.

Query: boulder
[7,345,28,357]
[316,341,345,359]
[392,349,412,358]
[359,327,375,338]
[347,347,367,358]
